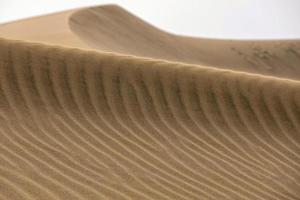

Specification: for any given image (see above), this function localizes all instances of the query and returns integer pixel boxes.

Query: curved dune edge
[0,38,300,199]
[0,8,88,49]
[2,5,300,80]
[70,5,300,80]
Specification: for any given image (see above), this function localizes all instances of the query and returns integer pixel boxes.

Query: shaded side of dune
[0,38,300,199]
[70,5,300,80]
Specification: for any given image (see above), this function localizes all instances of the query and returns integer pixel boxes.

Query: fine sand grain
[0,4,300,200]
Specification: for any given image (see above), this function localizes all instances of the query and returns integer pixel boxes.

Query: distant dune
[0,5,299,200]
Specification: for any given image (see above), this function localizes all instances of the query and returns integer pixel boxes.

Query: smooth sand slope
[2,5,300,80]
[69,5,300,80]
[0,9,88,49]
[0,5,300,200]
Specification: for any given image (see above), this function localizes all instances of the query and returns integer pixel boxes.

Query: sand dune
[2,5,300,79]
[0,4,300,200]
[69,5,300,80]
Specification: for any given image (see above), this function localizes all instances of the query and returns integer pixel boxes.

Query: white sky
[0,0,300,39]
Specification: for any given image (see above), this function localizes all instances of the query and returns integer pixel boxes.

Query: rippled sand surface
[0,5,299,200]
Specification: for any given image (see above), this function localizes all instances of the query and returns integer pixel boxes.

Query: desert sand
[0,4,299,200]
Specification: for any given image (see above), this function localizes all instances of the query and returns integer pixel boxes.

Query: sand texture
[0,5,300,200]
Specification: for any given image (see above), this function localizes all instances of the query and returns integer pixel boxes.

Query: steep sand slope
[0,4,300,200]
[0,38,300,200]
[69,5,300,80]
